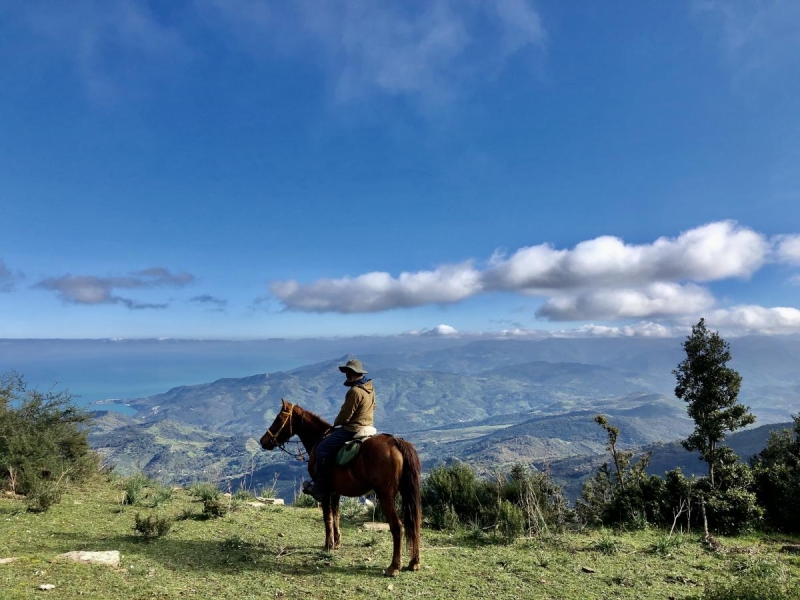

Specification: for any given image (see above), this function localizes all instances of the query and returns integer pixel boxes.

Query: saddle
[335,426,378,466]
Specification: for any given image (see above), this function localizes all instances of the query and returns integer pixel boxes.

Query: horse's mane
[297,405,332,430]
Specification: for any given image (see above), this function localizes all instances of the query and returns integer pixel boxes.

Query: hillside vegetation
[2,476,800,600]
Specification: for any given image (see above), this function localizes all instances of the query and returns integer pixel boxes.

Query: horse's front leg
[377,491,403,577]
[321,497,335,551]
[331,494,342,549]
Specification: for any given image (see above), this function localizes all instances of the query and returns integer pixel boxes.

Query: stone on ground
[56,551,120,567]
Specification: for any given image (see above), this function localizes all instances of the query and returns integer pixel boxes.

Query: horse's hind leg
[377,492,403,577]
[322,497,335,551]
[332,495,342,549]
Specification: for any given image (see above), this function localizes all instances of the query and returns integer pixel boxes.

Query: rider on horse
[302,357,376,500]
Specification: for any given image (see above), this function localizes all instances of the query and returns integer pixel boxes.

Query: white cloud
[536,283,716,321]
[555,322,677,338]
[35,268,195,309]
[404,324,460,337]
[774,234,800,265]
[427,324,459,337]
[14,0,188,101]
[703,305,800,334]
[201,0,546,107]
[270,262,481,313]
[693,0,800,76]
[21,0,543,106]
[485,221,768,292]
[273,221,777,319]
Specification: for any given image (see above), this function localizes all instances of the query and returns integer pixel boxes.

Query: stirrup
[302,481,325,501]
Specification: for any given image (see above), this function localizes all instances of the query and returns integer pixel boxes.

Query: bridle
[264,402,307,462]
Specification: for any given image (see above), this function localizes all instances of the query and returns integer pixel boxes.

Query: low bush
[26,480,63,513]
[293,491,318,508]
[188,481,220,502]
[203,496,228,518]
[133,512,172,540]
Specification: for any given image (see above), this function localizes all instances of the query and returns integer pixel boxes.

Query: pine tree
[673,318,755,487]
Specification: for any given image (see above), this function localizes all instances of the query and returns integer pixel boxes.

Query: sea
[0,339,318,414]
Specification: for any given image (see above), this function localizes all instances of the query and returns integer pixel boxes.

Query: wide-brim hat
[338,358,367,375]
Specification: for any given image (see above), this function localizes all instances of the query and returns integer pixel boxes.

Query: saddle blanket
[336,426,378,466]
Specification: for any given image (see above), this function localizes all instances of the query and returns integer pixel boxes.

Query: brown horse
[260,399,421,577]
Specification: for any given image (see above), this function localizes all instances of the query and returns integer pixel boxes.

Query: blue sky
[1,0,799,339]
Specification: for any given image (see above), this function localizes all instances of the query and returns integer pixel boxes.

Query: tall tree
[673,318,755,487]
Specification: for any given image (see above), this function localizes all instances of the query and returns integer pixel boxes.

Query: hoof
[384,568,399,578]
[406,562,421,572]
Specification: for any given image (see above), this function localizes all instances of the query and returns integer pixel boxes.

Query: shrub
[422,461,487,529]
[752,416,800,533]
[497,464,572,535]
[577,417,666,528]
[701,450,762,536]
[232,489,255,502]
[293,491,318,508]
[422,462,571,538]
[496,500,525,543]
[339,496,366,521]
[188,481,220,502]
[203,496,228,518]
[0,372,100,510]
[26,480,63,513]
[133,512,172,540]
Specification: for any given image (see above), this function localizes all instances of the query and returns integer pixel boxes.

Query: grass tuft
[590,531,622,555]
[122,473,151,506]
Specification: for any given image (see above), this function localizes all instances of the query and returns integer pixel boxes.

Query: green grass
[2,478,800,600]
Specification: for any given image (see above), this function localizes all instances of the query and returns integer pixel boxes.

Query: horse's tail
[396,437,422,562]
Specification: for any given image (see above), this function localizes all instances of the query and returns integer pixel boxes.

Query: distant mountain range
[86,335,800,498]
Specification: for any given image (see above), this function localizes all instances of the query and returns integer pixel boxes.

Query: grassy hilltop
[2,476,800,600]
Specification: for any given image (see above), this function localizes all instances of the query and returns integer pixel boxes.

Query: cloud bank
[270,221,800,334]
[35,268,194,309]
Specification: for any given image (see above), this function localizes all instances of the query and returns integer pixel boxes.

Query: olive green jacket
[333,380,376,432]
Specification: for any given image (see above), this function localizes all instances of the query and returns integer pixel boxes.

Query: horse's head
[260,398,295,450]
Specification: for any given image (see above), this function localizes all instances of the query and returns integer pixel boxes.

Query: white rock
[39,584,56,591]
[0,557,20,564]
[256,497,285,505]
[57,551,120,567]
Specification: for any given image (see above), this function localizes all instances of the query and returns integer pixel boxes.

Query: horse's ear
[280,397,288,408]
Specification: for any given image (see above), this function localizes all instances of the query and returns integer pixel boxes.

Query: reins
[265,403,308,462]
